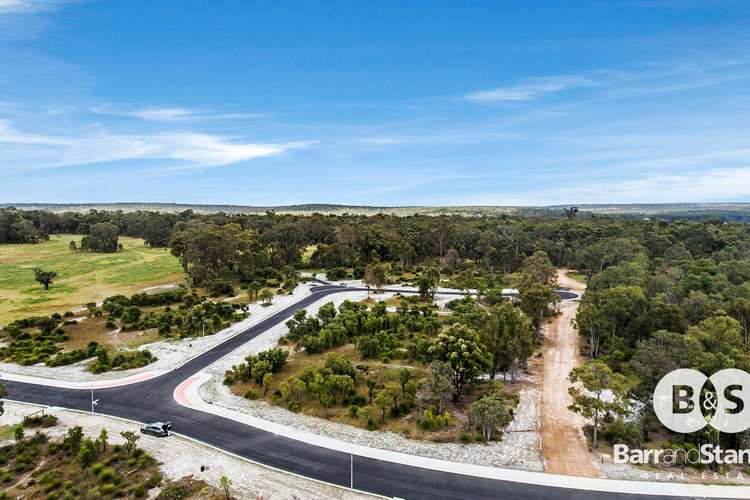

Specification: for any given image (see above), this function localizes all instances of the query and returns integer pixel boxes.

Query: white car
[140,421,172,437]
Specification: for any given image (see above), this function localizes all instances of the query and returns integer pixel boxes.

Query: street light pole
[202,319,207,337]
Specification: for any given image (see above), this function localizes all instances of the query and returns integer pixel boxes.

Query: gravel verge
[0,401,376,499]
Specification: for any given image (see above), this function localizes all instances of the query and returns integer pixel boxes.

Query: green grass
[0,235,185,325]
[567,272,587,283]
[0,424,20,440]
[301,244,317,266]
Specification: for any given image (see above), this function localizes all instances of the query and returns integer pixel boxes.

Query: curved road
[5,284,679,499]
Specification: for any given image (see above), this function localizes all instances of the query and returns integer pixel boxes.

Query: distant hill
[2,202,750,220]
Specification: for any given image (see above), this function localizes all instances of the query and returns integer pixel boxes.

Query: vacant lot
[0,235,184,325]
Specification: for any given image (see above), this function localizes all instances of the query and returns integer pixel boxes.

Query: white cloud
[0,0,70,14]
[468,167,750,206]
[568,167,750,204]
[148,133,315,168]
[464,75,597,102]
[91,106,269,122]
[0,120,315,169]
[0,119,68,145]
[464,59,750,106]
[0,0,37,13]
[359,130,519,146]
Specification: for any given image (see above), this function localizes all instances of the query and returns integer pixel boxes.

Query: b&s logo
[654,368,750,433]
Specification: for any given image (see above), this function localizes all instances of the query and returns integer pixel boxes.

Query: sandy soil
[539,270,601,477]
[0,401,375,499]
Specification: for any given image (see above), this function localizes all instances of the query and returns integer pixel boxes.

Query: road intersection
[1,283,738,499]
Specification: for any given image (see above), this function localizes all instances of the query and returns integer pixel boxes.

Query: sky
[1,0,750,206]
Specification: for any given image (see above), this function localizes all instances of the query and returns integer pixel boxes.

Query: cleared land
[0,235,184,325]
[539,270,600,477]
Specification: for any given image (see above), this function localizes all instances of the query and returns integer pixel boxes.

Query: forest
[2,206,750,452]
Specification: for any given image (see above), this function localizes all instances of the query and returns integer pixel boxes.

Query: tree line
[5,206,749,282]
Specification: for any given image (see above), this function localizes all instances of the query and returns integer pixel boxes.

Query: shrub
[257,348,288,373]
[324,352,355,377]
[600,420,643,447]
[98,467,117,482]
[417,409,454,431]
[349,394,367,406]
[347,405,360,417]
[208,279,235,297]
[326,267,348,280]
[89,349,156,373]
[132,482,148,498]
[78,438,96,468]
[244,389,259,400]
[251,360,273,384]
[146,471,162,488]
[23,414,58,428]
[468,395,511,440]
[157,482,189,499]
[358,406,378,430]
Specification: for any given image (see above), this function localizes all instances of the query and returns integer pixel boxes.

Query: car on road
[140,421,172,437]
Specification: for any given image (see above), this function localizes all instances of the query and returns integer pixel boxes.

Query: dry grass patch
[229,343,518,442]
[61,317,160,351]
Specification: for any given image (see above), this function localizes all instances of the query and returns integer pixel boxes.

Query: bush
[244,389,258,400]
[146,471,162,488]
[417,409,453,431]
[324,352,355,377]
[132,482,148,498]
[358,406,378,430]
[349,394,367,406]
[98,467,117,482]
[257,348,288,372]
[157,482,189,500]
[208,279,235,297]
[600,420,643,447]
[89,349,156,373]
[326,267,348,280]
[22,414,58,428]
[347,405,360,417]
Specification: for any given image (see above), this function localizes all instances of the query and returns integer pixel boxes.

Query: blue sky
[1,0,750,206]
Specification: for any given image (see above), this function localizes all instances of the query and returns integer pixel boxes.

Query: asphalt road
[4,284,681,499]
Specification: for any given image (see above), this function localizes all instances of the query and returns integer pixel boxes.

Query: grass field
[0,235,185,325]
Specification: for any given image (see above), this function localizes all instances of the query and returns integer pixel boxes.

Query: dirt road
[539,270,601,477]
